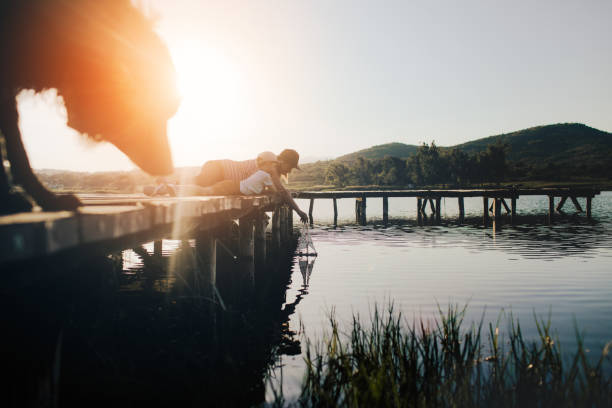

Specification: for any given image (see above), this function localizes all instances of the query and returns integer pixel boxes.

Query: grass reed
[276,304,612,407]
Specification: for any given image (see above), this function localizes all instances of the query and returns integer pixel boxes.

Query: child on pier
[145,152,309,223]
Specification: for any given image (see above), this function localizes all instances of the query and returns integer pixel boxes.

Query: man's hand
[298,210,309,223]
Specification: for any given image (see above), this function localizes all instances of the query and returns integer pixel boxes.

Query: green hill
[335,123,612,163]
[337,142,419,161]
[454,123,612,165]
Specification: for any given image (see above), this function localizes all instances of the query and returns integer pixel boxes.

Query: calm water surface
[269,192,612,400]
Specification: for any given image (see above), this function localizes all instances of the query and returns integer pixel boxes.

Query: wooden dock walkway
[0,193,292,267]
[294,187,601,225]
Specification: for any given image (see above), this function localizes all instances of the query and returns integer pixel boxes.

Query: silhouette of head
[1,0,180,175]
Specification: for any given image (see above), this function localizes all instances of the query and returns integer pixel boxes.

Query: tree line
[324,141,509,187]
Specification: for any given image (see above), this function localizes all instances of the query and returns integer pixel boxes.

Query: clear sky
[18,0,612,171]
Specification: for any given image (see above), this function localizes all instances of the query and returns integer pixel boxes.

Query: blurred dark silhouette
[0,0,180,213]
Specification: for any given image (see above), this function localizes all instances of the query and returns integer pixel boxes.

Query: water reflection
[1,236,303,407]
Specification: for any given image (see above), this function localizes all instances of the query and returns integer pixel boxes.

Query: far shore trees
[324,141,510,188]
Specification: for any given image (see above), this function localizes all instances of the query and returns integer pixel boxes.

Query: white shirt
[239,170,274,195]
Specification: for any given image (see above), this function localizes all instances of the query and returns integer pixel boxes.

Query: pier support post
[279,206,288,243]
[417,198,423,223]
[308,199,314,226]
[238,215,255,287]
[355,196,366,225]
[272,207,281,252]
[195,229,216,309]
[511,198,517,225]
[458,197,464,224]
[153,240,162,258]
[483,197,489,227]
[287,205,294,238]
[548,196,555,224]
[494,198,502,219]
[382,196,389,224]
[586,197,592,218]
[254,212,268,271]
[333,198,338,226]
[435,197,441,224]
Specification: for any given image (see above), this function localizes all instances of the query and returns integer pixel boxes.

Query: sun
[167,42,252,165]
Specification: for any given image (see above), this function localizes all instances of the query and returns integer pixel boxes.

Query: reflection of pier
[294,188,601,226]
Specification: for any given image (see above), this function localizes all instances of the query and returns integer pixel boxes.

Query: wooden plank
[0,211,78,263]
[293,187,599,200]
[78,205,152,244]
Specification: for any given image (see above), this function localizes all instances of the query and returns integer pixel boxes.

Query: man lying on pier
[146,151,309,223]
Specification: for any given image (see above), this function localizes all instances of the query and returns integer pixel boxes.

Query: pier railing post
[382,196,389,225]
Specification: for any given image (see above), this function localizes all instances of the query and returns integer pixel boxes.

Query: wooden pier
[0,187,602,267]
[0,194,296,293]
[294,188,601,226]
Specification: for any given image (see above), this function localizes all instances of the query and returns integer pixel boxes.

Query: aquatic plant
[277,304,612,407]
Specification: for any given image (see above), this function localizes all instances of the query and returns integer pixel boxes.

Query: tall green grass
[274,305,612,407]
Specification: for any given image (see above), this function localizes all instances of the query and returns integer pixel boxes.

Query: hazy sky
[18,0,612,171]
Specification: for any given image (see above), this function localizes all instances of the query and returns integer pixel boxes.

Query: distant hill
[333,123,612,165]
[453,123,612,165]
[336,142,419,161]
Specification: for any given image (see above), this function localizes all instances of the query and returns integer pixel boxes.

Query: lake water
[269,192,612,401]
[6,191,609,406]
